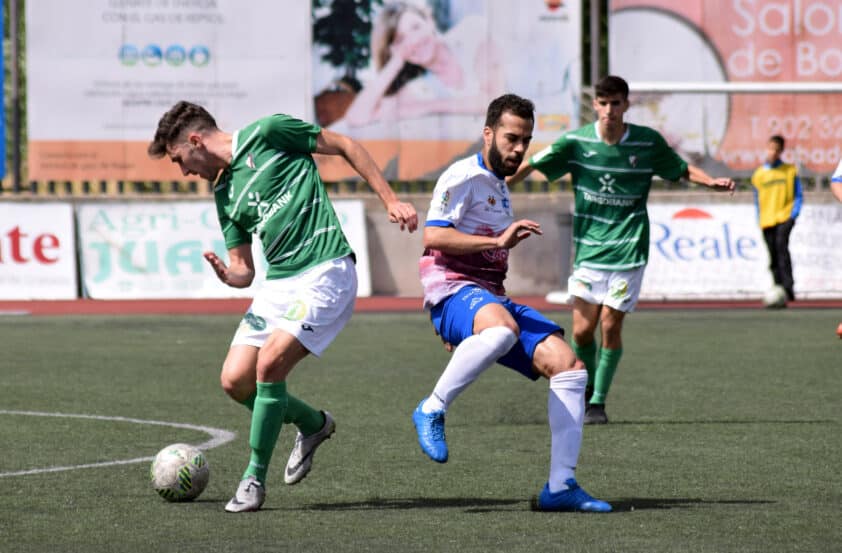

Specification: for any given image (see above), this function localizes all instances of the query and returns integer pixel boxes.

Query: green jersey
[530,122,687,270]
[213,114,353,280]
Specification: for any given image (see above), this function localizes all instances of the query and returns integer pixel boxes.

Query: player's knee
[478,325,519,357]
[220,364,253,401]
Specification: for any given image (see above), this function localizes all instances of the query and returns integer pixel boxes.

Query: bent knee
[220,365,254,402]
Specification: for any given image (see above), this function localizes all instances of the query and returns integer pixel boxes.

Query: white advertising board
[26,0,311,181]
[77,200,370,299]
[0,203,77,300]
[644,203,842,300]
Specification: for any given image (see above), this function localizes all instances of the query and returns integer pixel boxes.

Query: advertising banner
[312,0,581,180]
[610,0,842,176]
[644,202,842,299]
[26,0,311,182]
[77,200,370,299]
[0,203,77,300]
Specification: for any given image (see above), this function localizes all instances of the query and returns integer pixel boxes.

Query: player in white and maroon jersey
[149,101,417,513]
[413,94,612,513]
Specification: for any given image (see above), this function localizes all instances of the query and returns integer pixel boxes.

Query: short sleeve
[650,131,688,181]
[529,134,572,182]
[425,174,475,228]
[263,114,321,154]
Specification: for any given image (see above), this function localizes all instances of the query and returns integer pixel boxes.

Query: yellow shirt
[750,161,802,229]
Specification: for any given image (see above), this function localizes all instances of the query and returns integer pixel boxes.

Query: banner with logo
[610,0,842,176]
[644,202,842,299]
[77,200,370,299]
[312,0,581,180]
[26,0,311,181]
[0,204,77,300]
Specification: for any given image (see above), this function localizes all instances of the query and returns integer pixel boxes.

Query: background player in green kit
[148,101,418,512]
[510,76,734,424]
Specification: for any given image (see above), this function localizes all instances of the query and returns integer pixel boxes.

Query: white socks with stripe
[548,369,587,492]
[422,326,518,414]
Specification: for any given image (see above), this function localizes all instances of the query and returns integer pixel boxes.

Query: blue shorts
[430,285,563,381]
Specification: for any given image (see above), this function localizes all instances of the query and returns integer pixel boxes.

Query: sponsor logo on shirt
[629,155,638,168]
[487,195,497,206]
[246,153,256,170]
[583,151,598,158]
[599,174,616,194]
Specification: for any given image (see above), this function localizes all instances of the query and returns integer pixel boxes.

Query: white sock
[547,369,587,493]
[422,326,518,413]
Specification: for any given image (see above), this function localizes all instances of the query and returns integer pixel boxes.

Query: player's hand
[711,177,736,194]
[203,252,254,288]
[496,219,542,249]
[387,200,418,232]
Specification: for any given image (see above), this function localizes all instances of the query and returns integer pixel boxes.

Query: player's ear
[482,126,493,147]
[187,131,203,148]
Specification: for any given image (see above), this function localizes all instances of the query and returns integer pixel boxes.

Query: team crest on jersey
[628,155,638,168]
[246,153,256,169]
[487,195,497,206]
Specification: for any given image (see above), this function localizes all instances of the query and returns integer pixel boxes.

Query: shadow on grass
[605,419,833,426]
[605,497,775,512]
[303,496,776,514]
[304,497,523,512]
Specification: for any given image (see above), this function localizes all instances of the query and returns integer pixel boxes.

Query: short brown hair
[148,101,218,158]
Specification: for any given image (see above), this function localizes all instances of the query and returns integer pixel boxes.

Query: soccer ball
[150,443,210,502]
[762,285,787,308]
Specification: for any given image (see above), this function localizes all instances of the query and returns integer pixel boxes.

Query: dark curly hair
[148,101,218,158]
[484,94,534,129]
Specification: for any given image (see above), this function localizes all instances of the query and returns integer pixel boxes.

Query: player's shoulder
[436,154,492,189]
[624,123,666,143]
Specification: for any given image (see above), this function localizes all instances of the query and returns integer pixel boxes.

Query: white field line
[0,410,236,478]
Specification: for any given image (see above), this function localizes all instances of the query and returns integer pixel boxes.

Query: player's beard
[487,140,520,177]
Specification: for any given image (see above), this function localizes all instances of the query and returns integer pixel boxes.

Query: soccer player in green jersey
[510,76,734,424]
[148,101,418,512]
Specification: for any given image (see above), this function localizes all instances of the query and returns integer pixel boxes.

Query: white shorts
[231,256,357,356]
[567,265,646,313]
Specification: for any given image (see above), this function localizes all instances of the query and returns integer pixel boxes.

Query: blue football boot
[412,399,448,463]
[535,479,612,512]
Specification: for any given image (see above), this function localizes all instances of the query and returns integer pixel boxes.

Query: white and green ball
[150,444,210,502]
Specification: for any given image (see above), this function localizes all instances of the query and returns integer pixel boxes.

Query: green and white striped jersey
[530,122,687,270]
[213,114,352,280]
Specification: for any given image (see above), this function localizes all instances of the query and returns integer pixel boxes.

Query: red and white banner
[0,203,77,299]
[611,0,842,175]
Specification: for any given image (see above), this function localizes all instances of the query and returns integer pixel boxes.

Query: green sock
[285,394,325,436]
[591,347,623,405]
[235,390,323,436]
[243,381,288,483]
[572,340,598,387]
[236,391,256,411]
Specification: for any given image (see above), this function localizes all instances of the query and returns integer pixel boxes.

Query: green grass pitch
[1,309,839,552]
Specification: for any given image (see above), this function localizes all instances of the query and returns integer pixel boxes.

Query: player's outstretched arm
[687,164,736,192]
[424,219,541,255]
[315,128,418,232]
[203,244,255,288]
